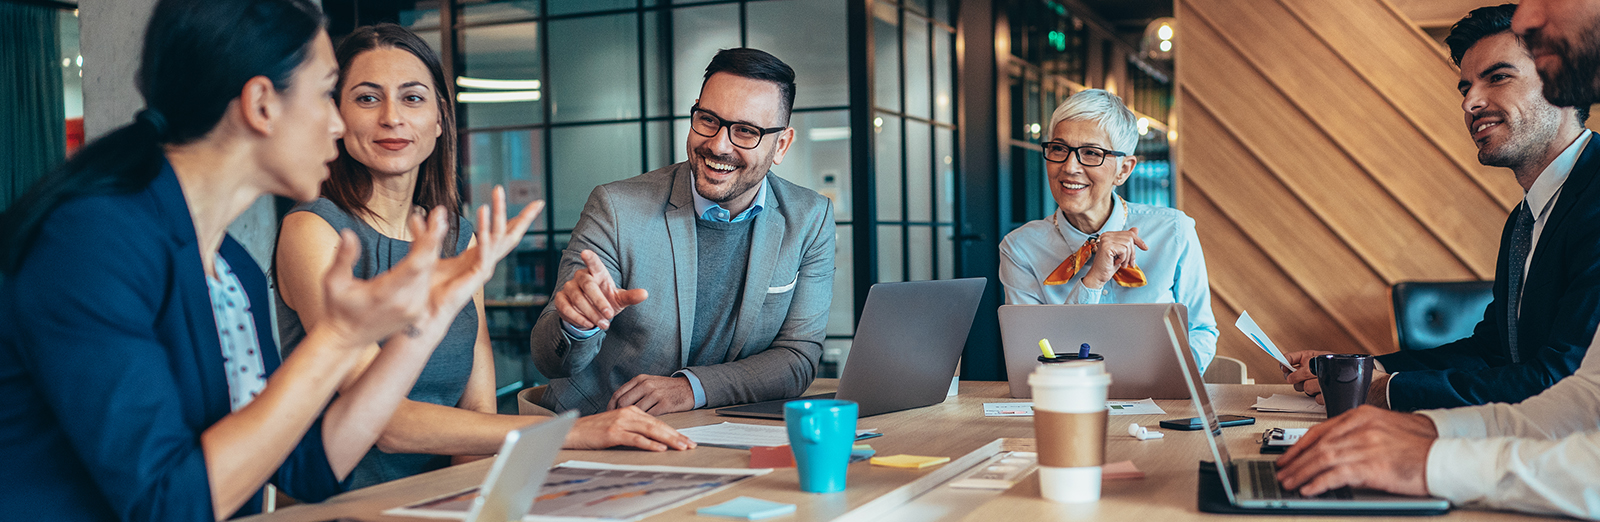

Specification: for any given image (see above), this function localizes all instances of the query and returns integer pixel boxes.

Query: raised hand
[318,210,450,348]
[1082,227,1149,289]
[415,187,543,336]
[553,249,649,330]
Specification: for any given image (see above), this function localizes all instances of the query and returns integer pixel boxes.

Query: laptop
[715,277,987,419]
[464,410,578,522]
[999,303,1192,399]
[1160,308,1450,514]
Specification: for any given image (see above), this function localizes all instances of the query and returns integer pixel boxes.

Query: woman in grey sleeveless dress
[273,24,691,489]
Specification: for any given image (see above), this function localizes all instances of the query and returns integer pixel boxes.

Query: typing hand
[1081,227,1149,289]
[608,375,695,415]
[1284,350,1336,404]
[552,249,649,331]
[565,406,696,451]
[1275,405,1437,497]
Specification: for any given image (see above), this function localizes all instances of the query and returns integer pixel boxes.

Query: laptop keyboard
[1245,460,1354,500]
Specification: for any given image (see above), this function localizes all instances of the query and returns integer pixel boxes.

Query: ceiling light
[1158,24,1173,41]
[455,77,541,90]
[458,90,542,103]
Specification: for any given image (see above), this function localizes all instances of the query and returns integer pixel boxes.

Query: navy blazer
[0,161,347,521]
[1378,137,1600,411]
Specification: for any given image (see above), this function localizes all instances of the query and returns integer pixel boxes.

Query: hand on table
[609,375,695,415]
[1275,405,1438,497]
[1081,228,1149,289]
[553,249,649,331]
[564,406,696,451]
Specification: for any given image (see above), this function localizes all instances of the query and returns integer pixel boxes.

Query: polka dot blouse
[207,255,267,412]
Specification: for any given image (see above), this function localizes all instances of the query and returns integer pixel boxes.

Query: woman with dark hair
[273,23,691,489]
[0,1,537,520]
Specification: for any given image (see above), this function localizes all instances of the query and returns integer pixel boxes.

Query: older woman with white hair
[998,89,1218,371]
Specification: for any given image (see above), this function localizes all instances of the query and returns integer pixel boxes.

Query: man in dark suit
[1287,5,1600,412]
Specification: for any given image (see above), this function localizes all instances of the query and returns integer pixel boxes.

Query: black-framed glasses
[689,104,787,150]
[1042,141,1127,166]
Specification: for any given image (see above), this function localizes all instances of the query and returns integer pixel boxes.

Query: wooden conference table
[243,380,1547,522]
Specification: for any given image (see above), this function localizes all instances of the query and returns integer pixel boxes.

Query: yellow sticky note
[853,444,873,451]
[870,455,951,469]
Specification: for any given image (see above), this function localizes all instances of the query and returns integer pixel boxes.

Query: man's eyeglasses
[690,104,787,150]
[1042,141,1127,166]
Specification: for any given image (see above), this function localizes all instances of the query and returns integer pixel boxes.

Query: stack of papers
[981,399,1167,417]
[678,422,879,449]
[1252,394,1326,414]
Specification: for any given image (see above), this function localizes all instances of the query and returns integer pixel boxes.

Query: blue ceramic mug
[784,399,858,493]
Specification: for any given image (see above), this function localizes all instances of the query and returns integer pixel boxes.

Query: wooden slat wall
[1175,0,1519,383]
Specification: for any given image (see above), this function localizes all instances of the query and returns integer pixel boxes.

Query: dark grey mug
[1308,354,1374,418]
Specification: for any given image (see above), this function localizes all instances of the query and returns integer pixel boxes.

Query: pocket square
[766,275,797,294]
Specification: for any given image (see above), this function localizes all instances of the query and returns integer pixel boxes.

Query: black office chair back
[1391,281,1494,351]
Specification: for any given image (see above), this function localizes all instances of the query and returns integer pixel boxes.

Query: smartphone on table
[1158,414,1255,431]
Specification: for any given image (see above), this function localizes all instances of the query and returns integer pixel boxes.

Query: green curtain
[0,3,65,212]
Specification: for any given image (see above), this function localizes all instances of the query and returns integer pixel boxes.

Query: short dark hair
[1447,3,1589,124]
[702,48,797,125]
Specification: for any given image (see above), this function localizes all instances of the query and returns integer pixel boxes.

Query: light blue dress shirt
[562,178,771,409]
[998,196,1218,371]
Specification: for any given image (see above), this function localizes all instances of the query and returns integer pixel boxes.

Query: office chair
[1391,281,1493,351]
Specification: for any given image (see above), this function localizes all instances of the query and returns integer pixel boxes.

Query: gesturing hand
[319,210,450,348]
[553,249,649,330]
[1081,227,1149,289]
[1275,405,1438,497]
[413,187,543,336]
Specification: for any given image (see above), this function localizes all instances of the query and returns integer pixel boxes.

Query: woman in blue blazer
[0,0,538,520]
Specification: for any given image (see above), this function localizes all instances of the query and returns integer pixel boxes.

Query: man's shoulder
[765,173,832,216]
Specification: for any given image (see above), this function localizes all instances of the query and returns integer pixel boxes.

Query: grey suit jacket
[529,162,836,415]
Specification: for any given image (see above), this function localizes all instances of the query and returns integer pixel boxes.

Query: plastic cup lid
[1028,361,1111,387]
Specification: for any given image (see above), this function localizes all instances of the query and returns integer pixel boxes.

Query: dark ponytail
[0,0,326,274]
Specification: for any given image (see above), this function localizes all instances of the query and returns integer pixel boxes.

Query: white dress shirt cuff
[560,319,602,340]
[673,369,708,409]
[1425,437,1508,503]
[1418,407,1492,439]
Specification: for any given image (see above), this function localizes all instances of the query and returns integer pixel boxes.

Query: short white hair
[1045,89,1139,155]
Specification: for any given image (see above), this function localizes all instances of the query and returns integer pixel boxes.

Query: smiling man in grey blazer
[528,48,835,416]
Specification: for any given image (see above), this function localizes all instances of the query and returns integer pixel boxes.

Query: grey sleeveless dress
[274,198,478,489]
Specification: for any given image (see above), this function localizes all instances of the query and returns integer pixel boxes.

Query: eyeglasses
[1042,141,1127,166]
[690,104,787,150]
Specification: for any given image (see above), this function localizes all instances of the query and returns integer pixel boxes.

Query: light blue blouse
[998,196,1218,371]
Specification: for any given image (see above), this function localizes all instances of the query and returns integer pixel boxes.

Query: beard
[692,146,774,205]
[1527,27,1600,107]
[1476,107,1562,170]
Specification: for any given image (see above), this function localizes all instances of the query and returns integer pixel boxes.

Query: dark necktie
[1506,202,1534,363]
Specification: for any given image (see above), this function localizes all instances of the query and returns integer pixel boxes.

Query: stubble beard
[1530,27,1600,107]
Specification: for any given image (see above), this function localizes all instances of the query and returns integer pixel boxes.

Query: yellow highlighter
[1038,338,1057,359]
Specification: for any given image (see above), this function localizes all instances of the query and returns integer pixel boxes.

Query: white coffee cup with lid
[1029,361,1112,503]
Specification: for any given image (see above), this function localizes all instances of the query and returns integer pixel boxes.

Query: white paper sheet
[676,422,877,448]
[1235,311,1295,370]
[1252,394,1326,414]
[981,399,1166,417]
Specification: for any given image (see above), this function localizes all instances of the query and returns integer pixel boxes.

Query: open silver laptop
[464,410,578,522]
[1000,303,1192,399]
[715,277,987,419]
[1162,308,1449,513]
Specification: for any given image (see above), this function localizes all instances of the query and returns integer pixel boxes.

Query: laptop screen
[1164,306,1239,504]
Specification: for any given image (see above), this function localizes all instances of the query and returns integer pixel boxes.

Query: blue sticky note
[696,496,797,520]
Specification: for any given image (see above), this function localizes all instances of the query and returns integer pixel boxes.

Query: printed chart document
[1236,311,1295,370]
[981,399,1166,417]
[677,422,879,449]
[385,461,769,522]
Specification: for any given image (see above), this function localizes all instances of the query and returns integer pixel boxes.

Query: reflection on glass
[872,3,900,111]
[460,22,543,128]
[460,0,539,25]
[906,119,932,222]
[748,0,849,109]
[936,126,956,223]
[647,120,675,172]
[874,113,902,221]
[549,14,639,122]
[673,117,691,164]
[904,16,930,119]
[908,226,933,281]
[878,225,903,282]
[464,129,545,230]
[674,3,740,116]
[399,4,440,30]
[551,123,642,230]
[548,0,634,16]
[829,225,855,336]
[484,233,554,300]
[937,225,954,279]
[644,10,670,117]
[779,110,851,221]
[933,27,954,123]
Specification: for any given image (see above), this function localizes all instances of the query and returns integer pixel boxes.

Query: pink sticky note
[1103,460,1144,480]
